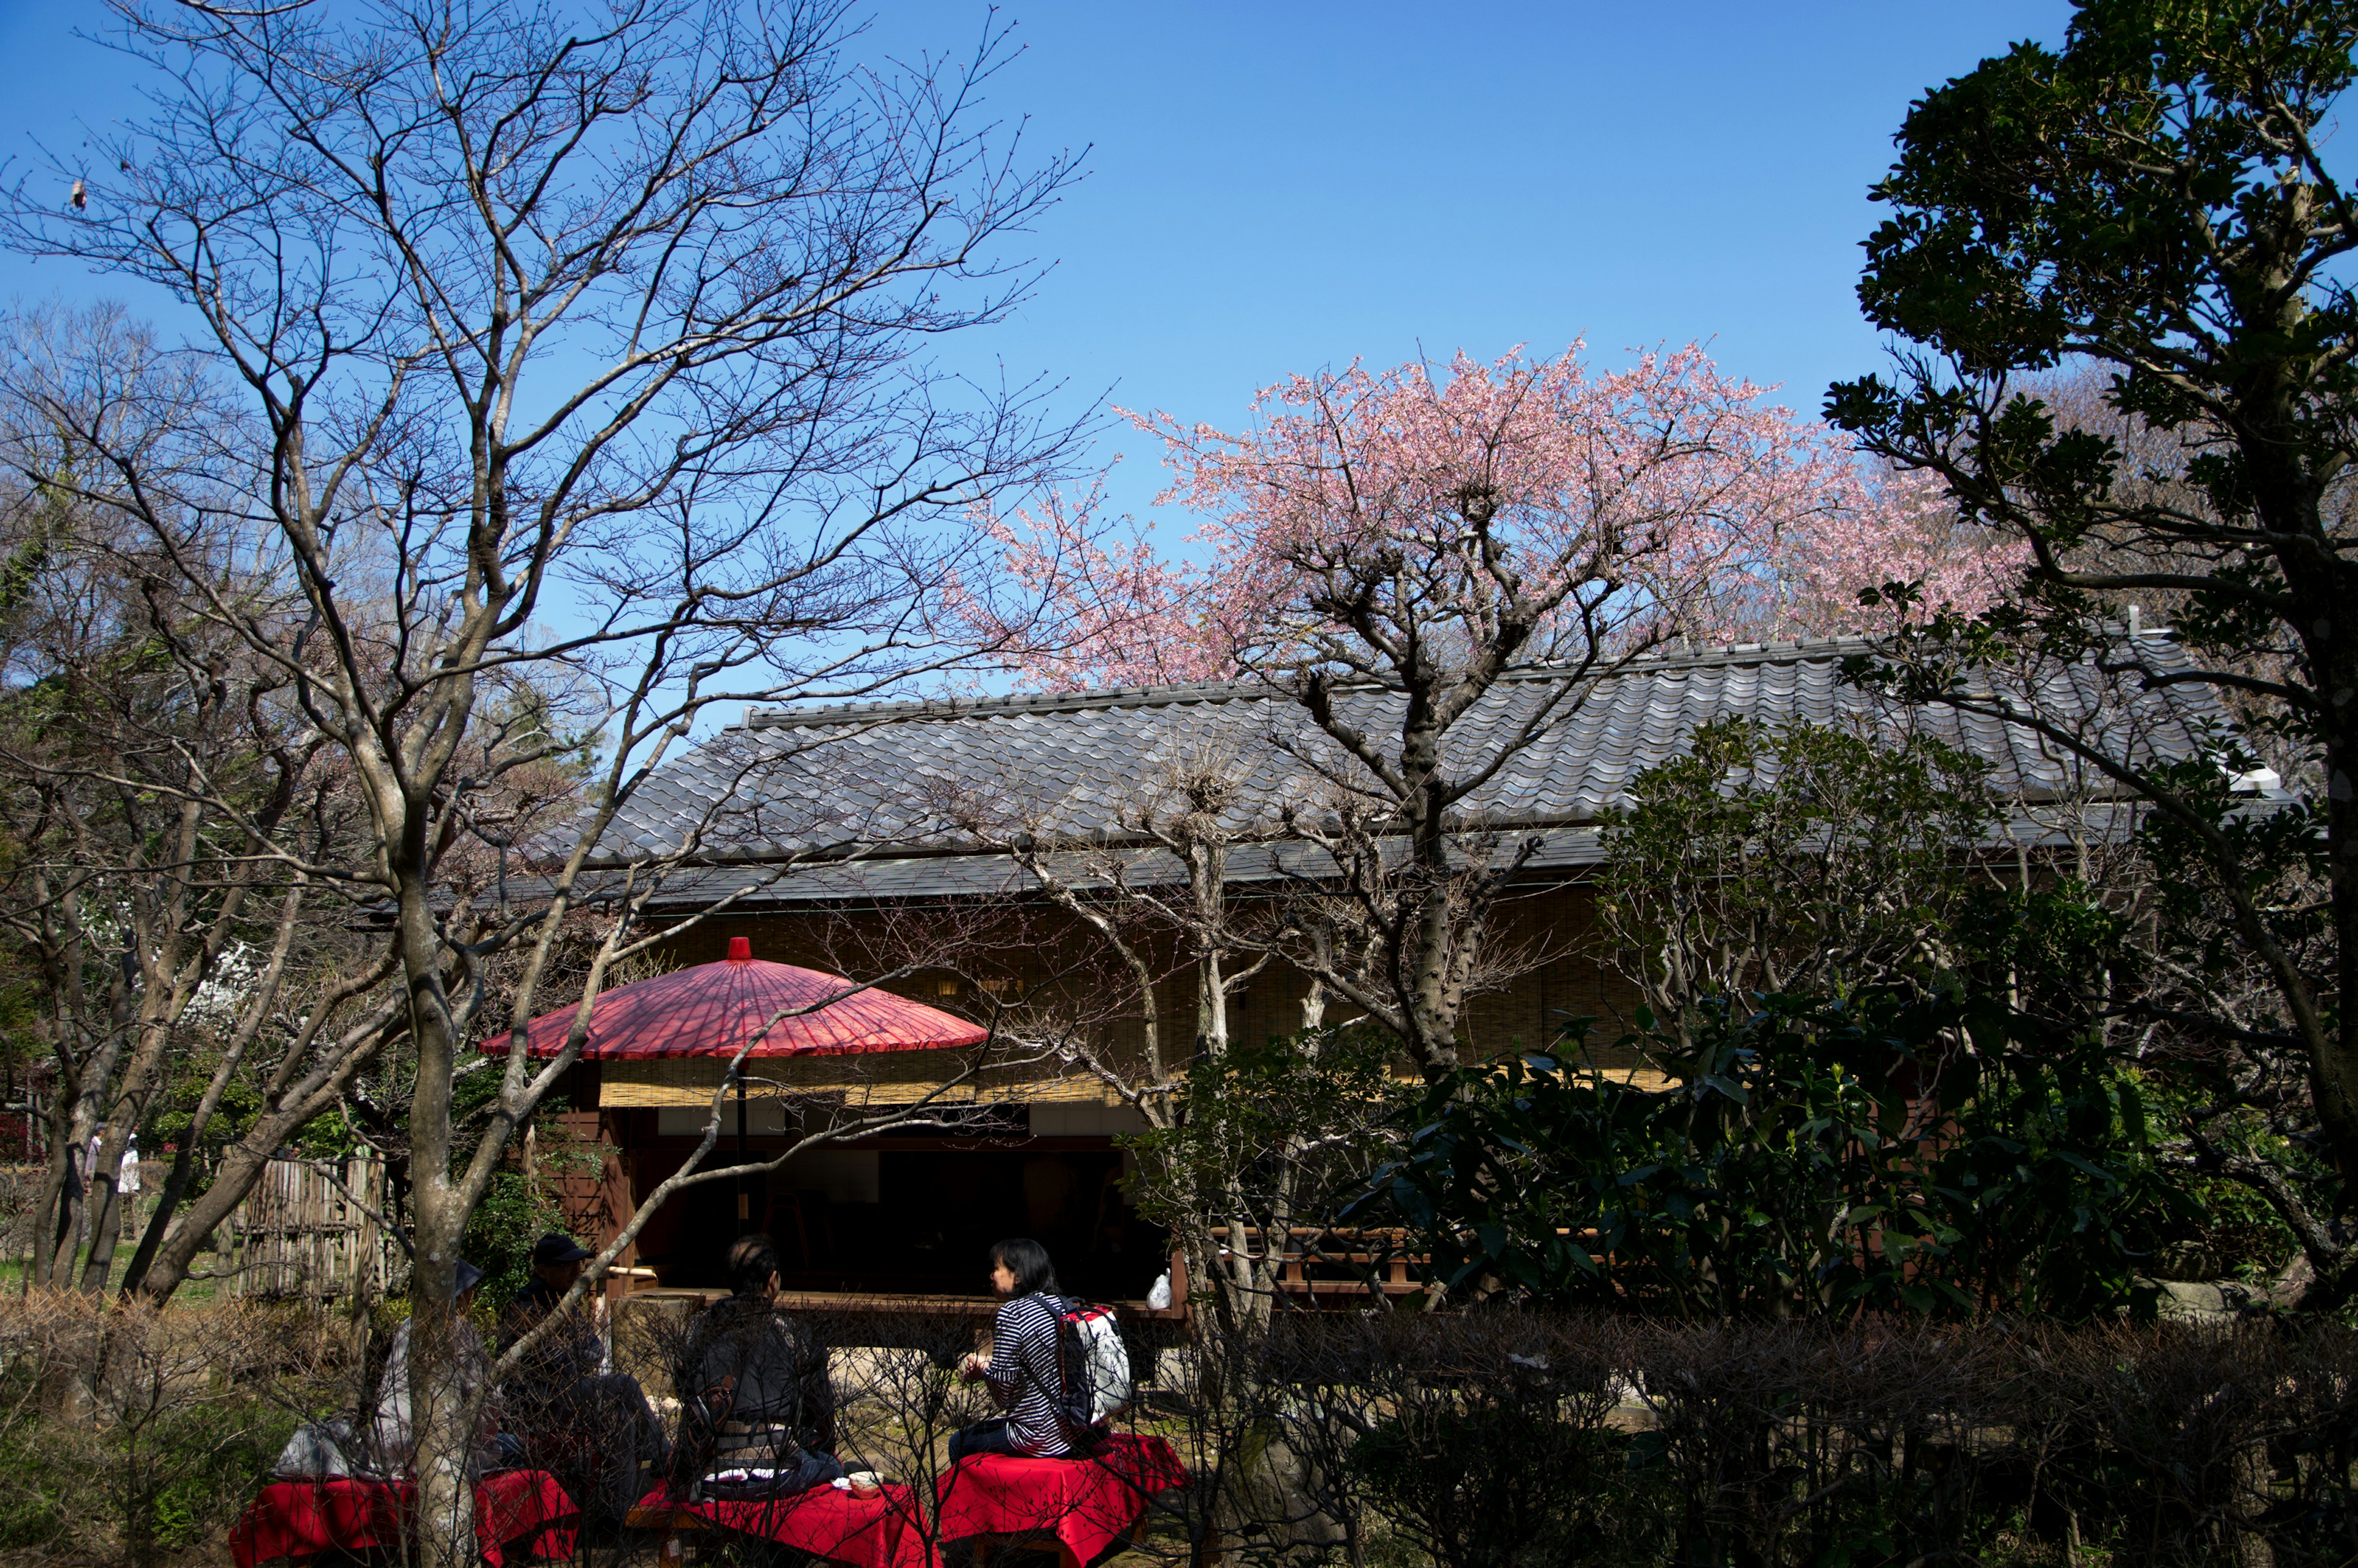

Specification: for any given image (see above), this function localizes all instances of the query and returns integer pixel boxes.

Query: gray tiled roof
[593,632,2233,906]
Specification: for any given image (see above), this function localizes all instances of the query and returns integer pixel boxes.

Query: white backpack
[1054,1299,1132,1427]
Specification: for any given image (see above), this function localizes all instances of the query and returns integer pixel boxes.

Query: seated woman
[371,1259,505,1478]
[951,1238,1081,1462]
[672,1234,844,1497]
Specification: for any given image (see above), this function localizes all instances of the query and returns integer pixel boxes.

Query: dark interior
[626,1136,1167,1303]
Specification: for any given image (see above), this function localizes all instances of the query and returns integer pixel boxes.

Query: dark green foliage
[1240,1314,2358,1568]
[2130,755,2335,1097]
[1348,1389,1630,1567]
[1841,1,2358,414]
[1126,1027,1401,1234]
[1595,712,2139,1041]
[1385,705,2188,1320]
[0,1295,350,1567]
[1597,718,2002,1015]
[1826,0,2358,1277]
[461,1168,565,1309]
[1125,1027,1408,1327]
[111,1400,302,1566]
[0,1419,82,1552]
[1369,990,2181,1319]
[448,1063,570,1305]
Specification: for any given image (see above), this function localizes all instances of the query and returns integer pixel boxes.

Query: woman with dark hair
[672,1234,842,1496]
[951,1238,1076,1461]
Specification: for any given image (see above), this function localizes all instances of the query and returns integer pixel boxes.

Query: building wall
[645,874,1647,1073]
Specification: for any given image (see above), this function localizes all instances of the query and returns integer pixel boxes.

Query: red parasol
[496,937,988,1060]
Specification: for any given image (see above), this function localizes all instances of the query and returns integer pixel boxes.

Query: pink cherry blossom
[988,345,2024,691]
[1759,464,2026,637]
[964,473,1235,689]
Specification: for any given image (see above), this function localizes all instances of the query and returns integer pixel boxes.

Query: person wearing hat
[370,1259,502,1477]
[497,1232,667,1523]
[499,1233,604,1386]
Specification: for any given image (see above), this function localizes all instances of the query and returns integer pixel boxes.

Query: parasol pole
[736,1073,749,1235]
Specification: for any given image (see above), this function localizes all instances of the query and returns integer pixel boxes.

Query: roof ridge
[738,631,2020,731]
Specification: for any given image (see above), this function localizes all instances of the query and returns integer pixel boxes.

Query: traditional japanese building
[536,632,2238,1310]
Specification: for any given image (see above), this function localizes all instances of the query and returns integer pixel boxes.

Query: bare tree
[0,0,1081,1557]
[0,305,389,1297]
[930,737,1417,1333]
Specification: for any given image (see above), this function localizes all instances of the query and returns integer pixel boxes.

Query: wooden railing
[1206,1226,1428,1299]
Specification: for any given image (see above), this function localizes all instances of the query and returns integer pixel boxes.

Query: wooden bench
[961,1510,1153,1568]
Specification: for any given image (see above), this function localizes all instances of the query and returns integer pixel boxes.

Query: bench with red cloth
[230,1470,577,1568]
[933,1435,1188,1568]
[626,1480,929,1568]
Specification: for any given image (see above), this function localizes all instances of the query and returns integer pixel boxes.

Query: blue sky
[0,0,2072,526]
[854,0,2079,519]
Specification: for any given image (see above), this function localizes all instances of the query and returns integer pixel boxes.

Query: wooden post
[350,1155,384,1324]
[735,1076,750,1233]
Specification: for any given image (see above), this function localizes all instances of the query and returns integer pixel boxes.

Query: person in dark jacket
[499,1233,606,1384]
[673,1233,842,1496]
[497,1232,667,1519]
[951,1238,1080,1461]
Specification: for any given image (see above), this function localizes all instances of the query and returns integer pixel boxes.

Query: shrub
[1,1287,2353,1567]
[462,1170,567,1310]
[1369,988,2179,1321]
[0,1292,349,1566]
[1304,1314,1643,1568]
[1142,1313,2358,1568]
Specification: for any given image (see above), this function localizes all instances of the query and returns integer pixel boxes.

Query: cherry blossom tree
[987,345,1915,1079]
[972,472,1233,689]
[984,347,2027,694]
[1764,464,2027,637]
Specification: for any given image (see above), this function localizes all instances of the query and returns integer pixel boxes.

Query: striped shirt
[981,1292,1070,1456]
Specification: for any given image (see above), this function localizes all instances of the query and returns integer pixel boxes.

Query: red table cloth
[933,1435,1188,1568]
[230,1470,578,1568]
[630,1481,929,1568]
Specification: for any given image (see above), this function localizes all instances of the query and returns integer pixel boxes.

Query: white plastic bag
[273,1416,367,1479]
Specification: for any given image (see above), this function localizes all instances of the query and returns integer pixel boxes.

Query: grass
[0,1249,225,1304]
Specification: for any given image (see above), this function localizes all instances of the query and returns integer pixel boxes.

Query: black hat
[531,1232,594,1266]
[454,1258,486,1295]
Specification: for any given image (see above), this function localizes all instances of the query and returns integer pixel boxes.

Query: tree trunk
[118,1152,195,1301]
[42,1078,107,1287]
[40,972,136,1287]
[395,848,478,1568]
[24,1093,77,1289]
[79,1095,154,1292]
[2281,564,2358,1199]
[403,1292,480,1568]
[79,1001,200,1291]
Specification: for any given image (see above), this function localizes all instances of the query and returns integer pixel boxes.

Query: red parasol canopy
[497,937,989,1060]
